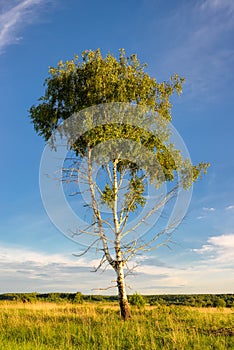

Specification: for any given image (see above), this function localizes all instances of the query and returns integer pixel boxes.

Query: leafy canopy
[30,48,209,192]
[30,49,185,139]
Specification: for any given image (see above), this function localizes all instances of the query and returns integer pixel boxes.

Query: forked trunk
[116,263,131,321]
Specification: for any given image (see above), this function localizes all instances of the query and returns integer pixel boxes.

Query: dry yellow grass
[0,301,233,350]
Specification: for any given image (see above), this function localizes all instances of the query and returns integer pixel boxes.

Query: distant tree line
[0,293,233,308]
[146,294,233,308]
[0,292,83,304]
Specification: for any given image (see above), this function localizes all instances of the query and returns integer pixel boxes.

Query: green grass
[0,302,233,349]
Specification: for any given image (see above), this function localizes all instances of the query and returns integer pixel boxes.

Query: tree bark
[112,159,131,320]
[116,262,131,321]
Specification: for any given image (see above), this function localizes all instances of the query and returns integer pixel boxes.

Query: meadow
[0,301,233,350]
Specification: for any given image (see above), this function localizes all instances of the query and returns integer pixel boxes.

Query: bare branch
[91,254,107,272]
[72,238,101,257]
[117,168,126,191]
[93,181,104,197]
[87,146,115,268]
[68,191,82,196]
[91,284,117,291]
[112,159,120,235]
[124,262,139,278]
[120,184,178,238]
[105,163,113,184]
[100,219,115,233]
[123,220,178,261]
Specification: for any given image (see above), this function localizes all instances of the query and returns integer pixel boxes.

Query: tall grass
[0,302,233,349]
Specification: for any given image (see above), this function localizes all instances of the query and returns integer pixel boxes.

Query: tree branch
[87,146,115,268]
[72,238,101,257]
[120,184,178,238]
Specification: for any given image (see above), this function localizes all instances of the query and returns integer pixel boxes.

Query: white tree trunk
[113,159,131,320]
[116,261,131,320]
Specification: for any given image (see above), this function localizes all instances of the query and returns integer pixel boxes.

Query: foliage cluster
[129,293,146,308]
[30,49,185,141]
[30,49,209,189]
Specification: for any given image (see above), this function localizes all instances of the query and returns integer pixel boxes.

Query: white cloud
[226,205,234,210]
[0,243,102,268]
[128,260,233,294]
[0,0,51,54]
[203,207,215,212]
[208,234,234,248]
[193,233,234,265]
[0,243,111,293]
[1,238,233,294]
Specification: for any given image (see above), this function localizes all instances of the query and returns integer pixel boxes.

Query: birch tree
[30,49,209,320]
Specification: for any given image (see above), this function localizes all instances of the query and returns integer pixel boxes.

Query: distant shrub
[90,295,105,302]
[129,293,146,308]
[47,293,62,302]
[19,293,37,303]
[149,297,166,306]
[214,298,226,308]
[73,292,83,304]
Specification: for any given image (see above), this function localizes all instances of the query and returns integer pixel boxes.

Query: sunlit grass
[0,302,233,349]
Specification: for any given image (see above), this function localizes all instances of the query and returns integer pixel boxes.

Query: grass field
[0,302,233,349]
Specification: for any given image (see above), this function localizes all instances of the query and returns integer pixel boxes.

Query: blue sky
[0,0,233,295]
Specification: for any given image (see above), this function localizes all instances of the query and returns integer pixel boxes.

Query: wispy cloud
[196,207,216,219]
[157,0,234,100]
[226,205,234,210]
[0,243,113,293]
[193,233,234,266]
[200,0,234,14]
[203,207,216,212]
[0,243,102,269]
[0,240,233,294]
[128,260,233,294]
[0,0,51,54]
[197,215,205,220]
